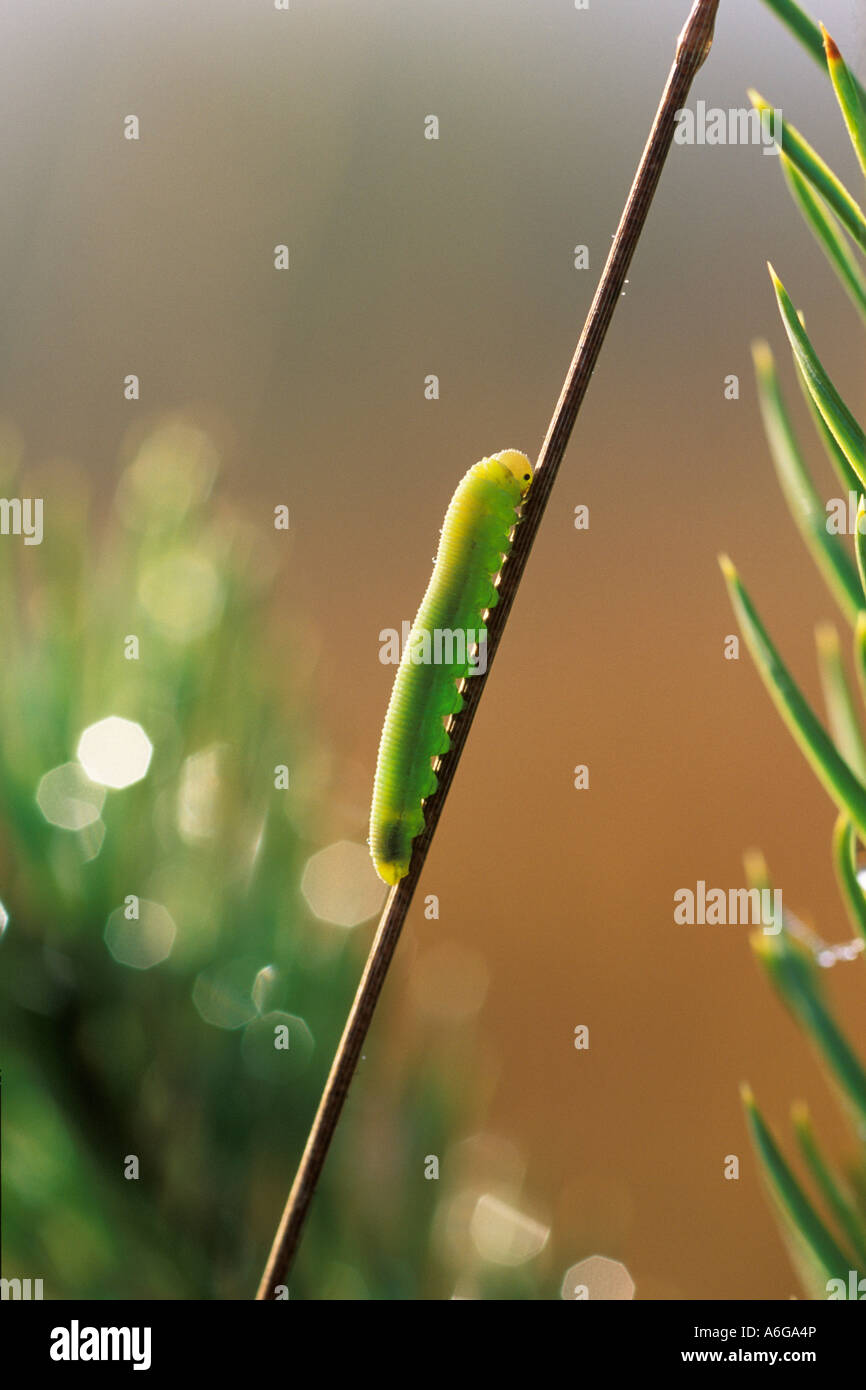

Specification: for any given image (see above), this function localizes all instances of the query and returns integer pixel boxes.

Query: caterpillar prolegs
[369,449,533,885]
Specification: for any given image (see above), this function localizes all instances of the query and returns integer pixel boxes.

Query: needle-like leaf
[779,155,866,324]
[822,27,866,178]
[760,0,866,111]
[796,368,863,500]
[752,931,866,1129]
[831,814,866,947]
[854,612,866,712]
[769,266,866,485]
[816,623,866,779]
[742,1083,858,1295]
[791,1100,866,1268]
[749,92,866,251]
[752,341,861,626]
[856,503,866,602]
[720,555,866,837]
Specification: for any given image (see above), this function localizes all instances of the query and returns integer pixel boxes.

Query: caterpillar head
[492,449,533,497]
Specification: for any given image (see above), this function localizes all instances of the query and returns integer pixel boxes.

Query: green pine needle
[815,622,866,780]
[855,613,866,710]
[742,1084,859,1294]
[769,266,866,485]
[752,340,861,626]
[822,27,866,178]
[831,814,866,947]
[758,0,866,110]
[720,555,866,838]
[751,932,866,1131]
[779,155,866,325]
[795,367,864,501]
[856,505,866,602]
[749,92,866,251]
[791,1100,866,1269]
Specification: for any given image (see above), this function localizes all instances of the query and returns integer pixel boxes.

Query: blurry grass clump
[0,413,469,1299]
[722,0,866,1298]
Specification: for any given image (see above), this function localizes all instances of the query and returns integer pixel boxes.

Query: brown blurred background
[2,0,865,1298]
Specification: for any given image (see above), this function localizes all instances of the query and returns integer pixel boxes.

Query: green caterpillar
[370,449,533,885]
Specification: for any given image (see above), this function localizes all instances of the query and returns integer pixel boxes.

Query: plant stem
[256,0,721,1301]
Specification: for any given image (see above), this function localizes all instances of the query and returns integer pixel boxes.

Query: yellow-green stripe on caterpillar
[369,449,533,885]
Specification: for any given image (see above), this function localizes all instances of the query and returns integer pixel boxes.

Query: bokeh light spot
[37,762,106,829]
[410,941,489,1023]
[116,418,219,532]
[301,840,386,927]
[77,717,152,790]
[252,964,278,1014]
[469,1194,550,1266]
[104,900,176,970]
[192,957,262,1030]
[0,900,8,937]
[560,1255,636,1301]
[241,1011,314,1082]
[138,550,223,642]
[177,745,223,843]
[78,819,106,863]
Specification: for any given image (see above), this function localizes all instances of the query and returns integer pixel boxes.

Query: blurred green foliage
[0,415,465,1299]
[0,415,556,1300]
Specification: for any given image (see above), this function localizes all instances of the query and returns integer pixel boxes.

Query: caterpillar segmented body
[369,449,533,885]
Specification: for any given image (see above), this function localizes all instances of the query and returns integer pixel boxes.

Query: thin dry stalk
[256,0,721,1300]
